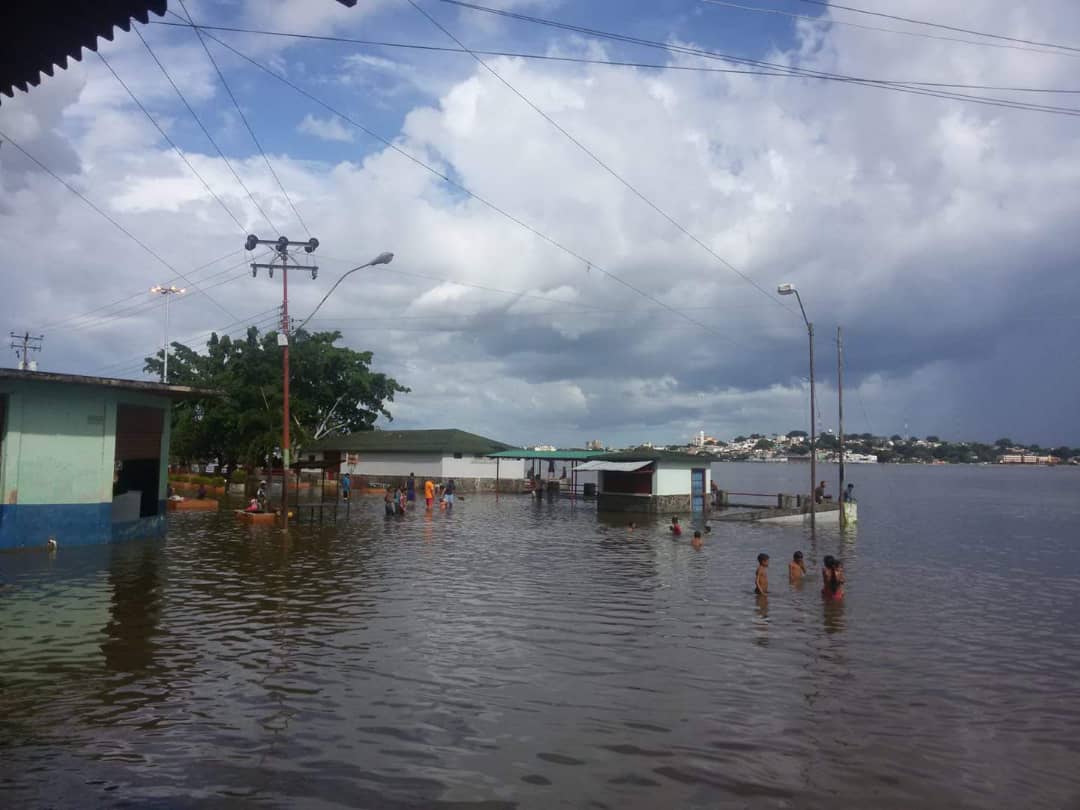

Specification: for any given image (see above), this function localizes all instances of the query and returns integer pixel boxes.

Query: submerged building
[0,369,203,550]
[305,428,525,488]
[576,449,712,514]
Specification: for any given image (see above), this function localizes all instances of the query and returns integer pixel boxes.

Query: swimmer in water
[670,516,682,536]
[754,553,770,595]
[691,530,704,549]
[822,556,845,600]
[789,550,806,582]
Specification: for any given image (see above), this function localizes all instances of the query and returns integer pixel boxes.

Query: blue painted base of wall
[0,502,168,550]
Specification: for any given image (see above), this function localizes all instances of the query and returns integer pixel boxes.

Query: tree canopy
[146,328,408,468]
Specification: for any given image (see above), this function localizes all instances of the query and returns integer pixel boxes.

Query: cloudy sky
[1,0,1078,448]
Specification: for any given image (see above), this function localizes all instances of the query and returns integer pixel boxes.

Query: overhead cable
[149,20,1080,97]
[175,0,311,236]
[36,249,243,332]
[96,51,248,233]
[436,0,1080,117]
[408,0,792,313]
[133,26,281,234]
[187,28,754,350]
[0,128,239,321]
[793,0,1080,55]
[702,0,1080,60]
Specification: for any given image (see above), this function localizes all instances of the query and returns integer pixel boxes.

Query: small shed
[0,369,206,549]
[577,449,712,514]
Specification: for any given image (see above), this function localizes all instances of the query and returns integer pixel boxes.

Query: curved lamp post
[294,252,394,334]
[778,282,816,530]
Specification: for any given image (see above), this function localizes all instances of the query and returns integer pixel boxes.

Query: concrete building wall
[0,381,172,549]
[340,452,443,478]
[443,455,524,479]
[339,452,526,481]
[655,466,690,496]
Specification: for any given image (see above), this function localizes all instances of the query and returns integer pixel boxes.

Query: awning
[574,460,653,472]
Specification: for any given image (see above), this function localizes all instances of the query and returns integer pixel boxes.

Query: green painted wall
[0,380,171,507]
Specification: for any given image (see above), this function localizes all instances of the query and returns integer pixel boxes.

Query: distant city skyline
[2,0,1078,447]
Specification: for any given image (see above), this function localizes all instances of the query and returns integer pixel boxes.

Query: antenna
[9,331,43,370]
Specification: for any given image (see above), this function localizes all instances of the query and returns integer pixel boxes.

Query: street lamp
[295,252,394,334]
[778,282,816,530]
[150,284,185,383]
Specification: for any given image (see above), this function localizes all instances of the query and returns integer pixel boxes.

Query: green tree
[146,327,408,468]
[995,438,1013,448]
[786,429,808,438]
[753,438,775,450]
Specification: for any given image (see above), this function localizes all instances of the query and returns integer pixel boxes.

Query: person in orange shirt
[424,478,435,509]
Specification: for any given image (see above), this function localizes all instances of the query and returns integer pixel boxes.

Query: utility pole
[837,326,845,528]
[808,322,816,531]
[150,285,184,382]
[9,331,43,370]
[246,234,319,529]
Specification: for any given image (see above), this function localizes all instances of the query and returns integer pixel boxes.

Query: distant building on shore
[999,453,1059,465]
[305,428,525,487]
[0,369,204,550]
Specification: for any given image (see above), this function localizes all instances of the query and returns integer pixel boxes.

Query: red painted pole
[282,253,291,530]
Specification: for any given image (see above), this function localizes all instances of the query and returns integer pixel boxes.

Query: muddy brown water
[2,463,1079,808]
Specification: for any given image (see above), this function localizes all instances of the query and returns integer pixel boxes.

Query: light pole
[246,234,320,528]
[150,285,184,383]
[294,252,394,334]
[778,282,816,530]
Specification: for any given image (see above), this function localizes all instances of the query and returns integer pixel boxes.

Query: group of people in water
[664,515,846,600]
[756,550,846,600]
[383,472,457,516]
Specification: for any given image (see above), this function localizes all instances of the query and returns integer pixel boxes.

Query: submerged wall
[0,381,171,550]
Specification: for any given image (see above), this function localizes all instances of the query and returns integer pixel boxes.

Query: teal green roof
[596,448,709,464]
[306,428,512,455]
[487,449,605,460]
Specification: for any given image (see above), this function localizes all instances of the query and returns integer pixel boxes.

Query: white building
[304,429,525,488]
[577,449,712,514]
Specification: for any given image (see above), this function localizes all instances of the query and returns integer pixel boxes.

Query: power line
[0,128,239,321]
[175,0,311,237]
[148,20,1080,100]
[96,307,282,377]
[793,0,1080,56]
[436,0,1080,117]
[189,28,755,351]
[51,256,265,336]
[35,249,243,332]
[408,0,792,314]
[701,0,1080,61]
[133,26,281,234]
[96,50,248,233]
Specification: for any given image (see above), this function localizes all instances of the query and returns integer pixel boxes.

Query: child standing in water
[755,553,770,595]
[822,556,845,600]
[691,530,704,550]
[670,516,682,536]
[789,550,806,582]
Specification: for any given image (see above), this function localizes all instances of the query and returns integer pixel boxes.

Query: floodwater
[2,463,1079,809]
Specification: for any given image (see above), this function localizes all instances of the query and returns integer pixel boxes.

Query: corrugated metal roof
[306,428,512,456]
[0,1,359,101]
[1,2,167,100]
[595,448,709,464]
[487,449,604,460]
